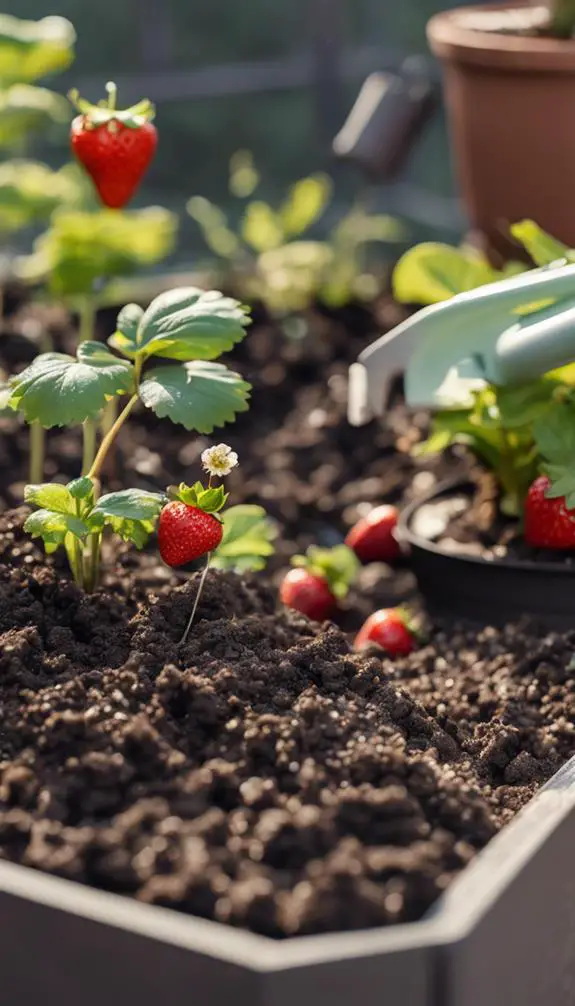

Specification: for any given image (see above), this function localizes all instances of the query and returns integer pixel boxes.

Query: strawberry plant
[401,221,575,534]
[10,81,177,484]
[10,285,262,591]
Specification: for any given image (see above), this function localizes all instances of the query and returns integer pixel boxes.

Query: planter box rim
[398,476,575,577]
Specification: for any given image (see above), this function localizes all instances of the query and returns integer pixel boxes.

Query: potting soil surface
[0,297,574,937]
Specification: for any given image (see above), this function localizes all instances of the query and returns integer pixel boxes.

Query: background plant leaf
[510,220,571,267]
[279,174,332,238]
[393,242,526,305]
[212,504,276,571]
[17,207,177,298]
[0,14,75,84]
[139,361,251,432]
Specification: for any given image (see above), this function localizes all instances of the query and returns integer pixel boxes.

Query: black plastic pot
[397,479,575,630]
[0,754,574,1005]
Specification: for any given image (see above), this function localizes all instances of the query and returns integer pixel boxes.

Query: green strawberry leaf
[138,361,251,433]
[135,287,251,361]
[496,381,556,428]
[103,515,156,549]
[67,476,94,501]
[90,488,167,522]
[292,544,359,600]
[108,303,144,359]
[212,504,276,572]
[24,482,74,514]
[533,404,575,463]
[510,220,571,267]
[9,343,134,428]
[533,404,575,508]
[24,508,90,552]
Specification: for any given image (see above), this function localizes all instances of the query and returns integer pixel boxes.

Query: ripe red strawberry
[524,474,575,549]
[345,504,401,563]
[280,567,336,621]
[69,83,157,209]
[279,544,359,622]
[355,609,416,656]
[158,501,223,567]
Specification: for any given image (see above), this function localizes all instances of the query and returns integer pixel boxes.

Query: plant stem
[29,421,45,483]
[85,531,102,592]
[88,394,139,480]
[82,418,97,476]
[180,554,211,645]
[77,295,96,344]
[106,80,117,110]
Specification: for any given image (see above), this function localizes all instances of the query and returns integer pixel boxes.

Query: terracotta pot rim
[428,2,575,72]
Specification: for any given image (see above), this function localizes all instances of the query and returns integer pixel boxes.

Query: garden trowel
[348,261,575,425]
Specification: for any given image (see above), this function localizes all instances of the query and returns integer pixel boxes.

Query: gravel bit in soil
[0,513,574,939]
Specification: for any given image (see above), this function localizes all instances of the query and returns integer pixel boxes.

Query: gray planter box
[1,755,574,1006]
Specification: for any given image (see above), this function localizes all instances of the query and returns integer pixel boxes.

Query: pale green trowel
[348,261,575,424]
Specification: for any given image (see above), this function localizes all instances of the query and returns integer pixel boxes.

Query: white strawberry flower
[201,443,239,477]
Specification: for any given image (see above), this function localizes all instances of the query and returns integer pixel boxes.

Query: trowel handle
[495,299,575,385]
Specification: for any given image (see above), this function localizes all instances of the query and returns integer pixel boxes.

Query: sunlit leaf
[9,342,134,427]
[17,207,178,298]
[393,242,526,305]
[212,505,276,572]
[91,488,167,522]
[139,361,251,433]
[510,220,571,267]
[136,287,250,361]
[241,201,283,252]
[0,84,69,148]
[0,14,75,84]
[279,174,332,238]
[0,161,82,233]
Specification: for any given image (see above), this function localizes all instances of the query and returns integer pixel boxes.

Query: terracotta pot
[427,2,575,259]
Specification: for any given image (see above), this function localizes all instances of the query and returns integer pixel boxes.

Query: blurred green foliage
[17,207,178,299]
[4,0,464,255]
[189,150,403,312]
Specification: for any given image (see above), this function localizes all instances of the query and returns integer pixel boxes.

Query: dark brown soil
[0,509,574,938]
[2,294,574,938]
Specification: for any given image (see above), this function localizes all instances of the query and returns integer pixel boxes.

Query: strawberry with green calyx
[159,481,227,568]
[280,544,359,622]
[354,608,420,656]
[69,80,157,209]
